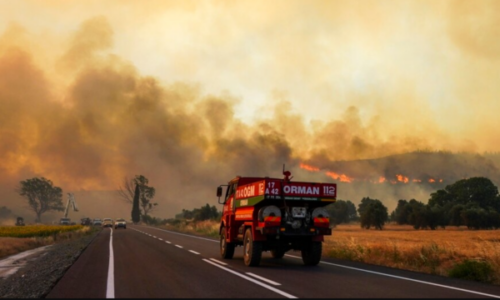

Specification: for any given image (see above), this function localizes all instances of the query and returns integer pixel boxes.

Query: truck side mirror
[216,186,223,197]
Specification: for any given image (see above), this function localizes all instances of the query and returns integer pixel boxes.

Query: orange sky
[1,0,500,221]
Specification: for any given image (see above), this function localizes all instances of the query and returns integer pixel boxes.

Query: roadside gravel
[0,229,101,298]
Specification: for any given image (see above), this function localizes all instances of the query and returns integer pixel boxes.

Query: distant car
[81,217,91,226]
[15,217,25,226]
[59,218,71,225]
[92,218,103,226]
[102,218,113,228]
[114,218,127,229]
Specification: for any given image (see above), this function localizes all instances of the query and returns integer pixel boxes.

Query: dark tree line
[391,177,500,230]
[324,200,358,225]
[326,176,500,230]
[175,204,221,221]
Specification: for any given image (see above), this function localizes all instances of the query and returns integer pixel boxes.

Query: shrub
[448,259,494,283]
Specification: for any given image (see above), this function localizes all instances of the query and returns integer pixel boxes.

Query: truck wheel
[301,241,322,266]
[271,249,285,259]
[220,228,235,259]
[243,228,262,267]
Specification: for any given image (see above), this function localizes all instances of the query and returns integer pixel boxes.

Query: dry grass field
[0,225,93,260]
[325,224,500,283]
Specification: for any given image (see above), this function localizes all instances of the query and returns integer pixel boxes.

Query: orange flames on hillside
[299,163,444,184]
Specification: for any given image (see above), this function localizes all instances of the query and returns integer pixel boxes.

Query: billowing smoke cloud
[1,1,500,222]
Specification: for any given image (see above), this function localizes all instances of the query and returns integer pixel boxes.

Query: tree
[407,199,428,229]
[346,200,358,221]
[390,199,411,225]
[429,177,499,210]
[118,175,157,216]
[448,204,465,227]
[0,206,12,219]
[358,198,388,230]
[131,184,141,224]
[17,177,64,223]
[326,200,356,225]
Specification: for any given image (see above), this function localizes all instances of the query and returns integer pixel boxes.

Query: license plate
[292,207,306,218]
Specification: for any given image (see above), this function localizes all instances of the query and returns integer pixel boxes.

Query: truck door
[224,182,237,230]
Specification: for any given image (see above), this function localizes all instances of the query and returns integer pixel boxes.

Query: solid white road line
[285,254,500,299]
[246,272,281,286]
[189,250,200,255]
[203,259,296,299]
[209,258,227,265]
[175,245,183,249]
[106,229,115,299]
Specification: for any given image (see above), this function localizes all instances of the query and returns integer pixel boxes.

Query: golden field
[324,224,500,283]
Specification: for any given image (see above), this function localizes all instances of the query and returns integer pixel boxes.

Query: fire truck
[216,166,336,267]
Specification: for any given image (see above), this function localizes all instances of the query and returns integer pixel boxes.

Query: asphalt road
[46,225,500,298]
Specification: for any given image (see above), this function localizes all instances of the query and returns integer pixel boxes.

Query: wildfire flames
[299,163,444,184]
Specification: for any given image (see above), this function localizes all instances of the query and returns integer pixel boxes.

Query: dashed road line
[246,272,281,286]
[175,245,183,249]
[189,250,200,255]
[209,258,227,265]
[203,259,296,299]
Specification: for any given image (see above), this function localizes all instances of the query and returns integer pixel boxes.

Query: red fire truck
[216,167,336,267]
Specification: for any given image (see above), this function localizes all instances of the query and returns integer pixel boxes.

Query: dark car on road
[59,218,71,225]
[114,218,127,229]
[81,217,91,226]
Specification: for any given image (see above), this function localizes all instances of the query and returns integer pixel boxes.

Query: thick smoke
[1,2,500,222]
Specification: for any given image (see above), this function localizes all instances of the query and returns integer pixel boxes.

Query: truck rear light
[264,216,281,222]
[280,227,286,231]
[313,217,330,227]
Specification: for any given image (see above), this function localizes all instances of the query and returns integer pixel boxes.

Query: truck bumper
[257,226,332,236]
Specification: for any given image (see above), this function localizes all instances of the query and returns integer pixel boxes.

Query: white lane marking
[106,229,115,299]
[166,241,171,244]
[285,254,500,298]
[209,258,227,265]
[144,226,218,243]
[153,236,157,238]
[158,238,163,241]
[246,272,281,286]
[189,250,200,255]
[175,245,183,249]
[203,259,297,299]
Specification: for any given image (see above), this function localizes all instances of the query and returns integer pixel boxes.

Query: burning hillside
[300,151,500,187]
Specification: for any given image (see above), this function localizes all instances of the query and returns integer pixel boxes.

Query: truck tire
[243,228,262,267]
[301,241,322,266]
[271,249,285,259]
[220,228,235,259]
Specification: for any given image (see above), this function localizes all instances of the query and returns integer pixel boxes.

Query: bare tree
[117,176,135,204]
[118,175,157,216]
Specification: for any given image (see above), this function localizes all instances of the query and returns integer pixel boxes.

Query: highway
[46,225,500,298]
